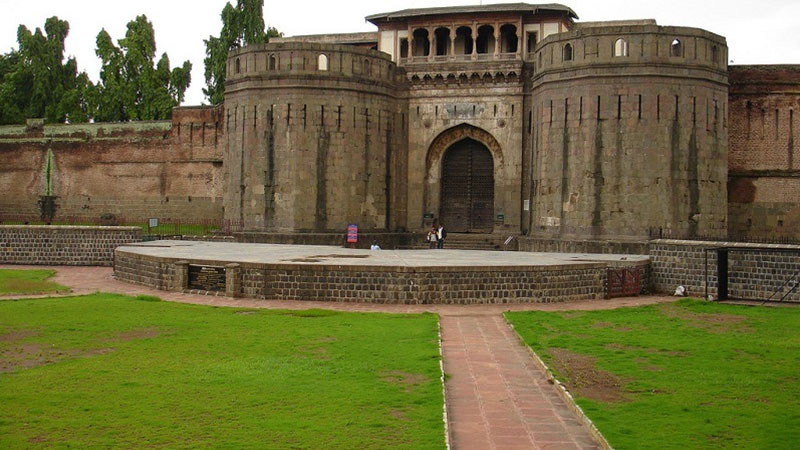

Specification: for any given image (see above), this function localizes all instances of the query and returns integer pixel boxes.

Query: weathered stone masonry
[1,3,799,245]
[0,225,142,266]
[650,239,800,302]
[0,107,224,223]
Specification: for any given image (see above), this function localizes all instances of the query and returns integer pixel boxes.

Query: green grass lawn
[0,269,70,295]
[506,299,800,450]
[0,221,219,236]
[0,294,445,449]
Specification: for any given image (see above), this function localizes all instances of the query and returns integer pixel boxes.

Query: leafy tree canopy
[0,17,91,125]
[203,0,281,105]
[90,15,191,122]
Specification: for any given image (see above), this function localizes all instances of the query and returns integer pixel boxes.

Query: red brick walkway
[3,265,674,449]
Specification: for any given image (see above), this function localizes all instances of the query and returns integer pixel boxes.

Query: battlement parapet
[533,24,727,84]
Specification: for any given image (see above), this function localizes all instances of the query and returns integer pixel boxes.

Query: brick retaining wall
[0,225,141,266]
[649,239,800,302]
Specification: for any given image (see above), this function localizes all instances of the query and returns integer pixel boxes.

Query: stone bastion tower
[223,3,729,242]
[529,23,729,240]
[223,43,408,232]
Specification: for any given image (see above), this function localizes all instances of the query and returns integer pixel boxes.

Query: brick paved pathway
[3,265,673,449]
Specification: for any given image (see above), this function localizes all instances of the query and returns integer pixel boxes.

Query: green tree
[90,15,191,122]
[0,17,91,125]
[203,0,281,105]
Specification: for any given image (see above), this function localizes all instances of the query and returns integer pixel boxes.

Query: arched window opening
[614,38,628,57]
[412,28,430,57]
[318,54,328,71]
[563,43,573,61]
[399,38,409,58]
[500,24,518,53]
[670,39,682,57]
[235,58,241,74]
[476,25,495,54]
[455,26,473,55]
[268,54,276,70]
[711,45,719,63]
[434,27,451,56]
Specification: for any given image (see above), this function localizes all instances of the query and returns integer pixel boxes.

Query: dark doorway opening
[440,138,494,233]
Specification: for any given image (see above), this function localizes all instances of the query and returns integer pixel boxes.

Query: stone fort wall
[0,24,797,244]
[222,42,408,232]
[528,24,729,241]
[728,65,800,241]
[0,107,225,224]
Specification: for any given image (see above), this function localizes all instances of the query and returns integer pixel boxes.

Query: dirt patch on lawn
[0,343,115,373]
[114,327,167,341]
[659,304,752,334]
[381,370,427,392]
[590,322,633,332]
[605,343,689,357]
[297,345,330,360]
[297,337,337,360]
[633,357,664,372]
[390,408,410,421]
[0,329,39,342]
[547,348,630,403]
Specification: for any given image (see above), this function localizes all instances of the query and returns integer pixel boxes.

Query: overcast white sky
[3,0,799,106]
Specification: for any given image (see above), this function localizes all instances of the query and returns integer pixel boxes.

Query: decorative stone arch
[424,124,504,229]
[426,124,504,175]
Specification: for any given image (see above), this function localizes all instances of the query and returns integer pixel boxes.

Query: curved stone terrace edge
[114,241,649,305]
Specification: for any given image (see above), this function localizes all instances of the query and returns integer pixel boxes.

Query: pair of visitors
[436,224,446,249]
[370,240,381,250]
[427,227,438,248]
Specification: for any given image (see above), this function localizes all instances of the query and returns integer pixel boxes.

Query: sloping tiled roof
[366,3,578,23]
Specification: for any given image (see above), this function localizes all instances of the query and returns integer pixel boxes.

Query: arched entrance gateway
[425,124,503,233]
[440,138,494,232]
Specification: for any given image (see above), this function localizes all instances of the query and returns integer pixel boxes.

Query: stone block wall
[0,225,141,266]
[248,265,606,304]
[113,247,614,304]
[113,251,178,289]
[649,239,800,302]
[518,236,649,255]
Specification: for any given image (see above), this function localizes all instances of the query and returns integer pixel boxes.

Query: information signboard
[346,224,358,244]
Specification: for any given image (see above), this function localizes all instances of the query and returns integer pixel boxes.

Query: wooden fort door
[440,138,494,233]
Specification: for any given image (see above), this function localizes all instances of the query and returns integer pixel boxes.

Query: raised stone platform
[114,241,649,304]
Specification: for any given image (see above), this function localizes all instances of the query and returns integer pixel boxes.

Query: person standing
[427,226,438,249]
[437,223,446,249]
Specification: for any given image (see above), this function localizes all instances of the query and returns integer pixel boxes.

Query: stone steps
[406,233,519,251]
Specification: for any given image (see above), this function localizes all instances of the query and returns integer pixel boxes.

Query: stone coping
[650,239,800,250]
[116,240,648,273]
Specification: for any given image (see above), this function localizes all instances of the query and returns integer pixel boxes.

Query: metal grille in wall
[441,138,494,233]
